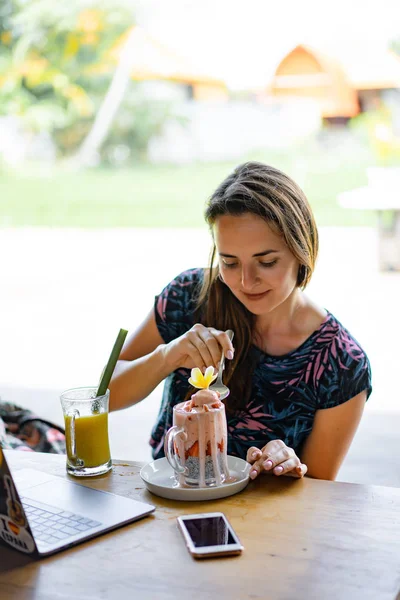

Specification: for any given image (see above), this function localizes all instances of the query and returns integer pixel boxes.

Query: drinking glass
[164,401,229,487]
[60,386,112,477]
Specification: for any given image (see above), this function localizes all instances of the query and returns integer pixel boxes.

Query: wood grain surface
[1,451,399,600]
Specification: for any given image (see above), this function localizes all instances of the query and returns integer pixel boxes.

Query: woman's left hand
[246,440,307,480]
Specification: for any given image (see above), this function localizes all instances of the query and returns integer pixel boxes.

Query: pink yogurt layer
[173,388,229,486]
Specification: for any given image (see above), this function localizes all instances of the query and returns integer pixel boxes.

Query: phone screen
[182,516,236,548]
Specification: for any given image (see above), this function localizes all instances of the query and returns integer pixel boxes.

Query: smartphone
[177,512,244,559]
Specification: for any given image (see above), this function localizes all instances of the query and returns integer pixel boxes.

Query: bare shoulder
[295,295,327,337]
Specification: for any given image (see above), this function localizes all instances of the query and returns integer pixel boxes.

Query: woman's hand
[246,440,307,480]
[162,324,235,371]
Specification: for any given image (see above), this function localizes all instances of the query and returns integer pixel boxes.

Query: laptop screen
[0,448,38,556]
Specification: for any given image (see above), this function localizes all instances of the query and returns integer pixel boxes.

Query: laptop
[0,448,155,557]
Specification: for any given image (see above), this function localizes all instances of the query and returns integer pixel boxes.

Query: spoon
[209,329,234,400]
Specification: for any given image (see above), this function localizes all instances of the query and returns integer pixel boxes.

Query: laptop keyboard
[20,497,102,546]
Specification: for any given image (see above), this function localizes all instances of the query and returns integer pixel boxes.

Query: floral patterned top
[150,269,372,460]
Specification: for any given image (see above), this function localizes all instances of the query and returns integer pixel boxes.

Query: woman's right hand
[162,324,235,371]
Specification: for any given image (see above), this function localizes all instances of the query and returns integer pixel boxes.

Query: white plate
[140,456,251,501]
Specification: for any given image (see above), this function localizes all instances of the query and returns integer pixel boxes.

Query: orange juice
[65,412,111,467]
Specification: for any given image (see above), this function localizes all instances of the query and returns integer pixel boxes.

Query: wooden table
[1,452,400,600]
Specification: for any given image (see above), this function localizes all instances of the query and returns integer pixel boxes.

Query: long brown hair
[195,161,319,412]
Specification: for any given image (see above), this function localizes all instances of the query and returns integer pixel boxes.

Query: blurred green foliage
[390,36,400,56]
[0,0,175,161]
[349,103,400,165]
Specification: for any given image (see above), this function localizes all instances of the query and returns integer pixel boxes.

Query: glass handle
[164,426,187,474]
[67,410,84,468]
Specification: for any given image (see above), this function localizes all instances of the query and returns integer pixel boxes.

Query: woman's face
[213,213,300,316]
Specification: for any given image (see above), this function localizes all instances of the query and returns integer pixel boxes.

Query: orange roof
[269,44,359,118]
[108,26,226,88]
[269,43,400,118]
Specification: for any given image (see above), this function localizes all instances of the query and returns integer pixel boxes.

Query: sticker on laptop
[0,463,36,554]
[0,513,36,553]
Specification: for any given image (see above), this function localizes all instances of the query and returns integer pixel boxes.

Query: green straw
[96,328,128,398]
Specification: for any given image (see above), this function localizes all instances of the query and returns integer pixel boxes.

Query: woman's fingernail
[251,450,260,460]
[250,469,258,480]
[275,466,284,474]
[227,350,234,360]
[263,460,273,470]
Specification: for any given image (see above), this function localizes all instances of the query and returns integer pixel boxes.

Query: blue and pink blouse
[151,269,372,460]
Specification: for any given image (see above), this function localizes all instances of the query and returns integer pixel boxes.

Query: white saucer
[140,456,250,501]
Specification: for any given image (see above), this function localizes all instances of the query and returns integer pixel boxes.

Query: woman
[109,162,371,481]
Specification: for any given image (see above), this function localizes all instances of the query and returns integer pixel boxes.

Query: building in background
[108,26,228,102]
[108,29,321,164]
[268,44,400,123]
